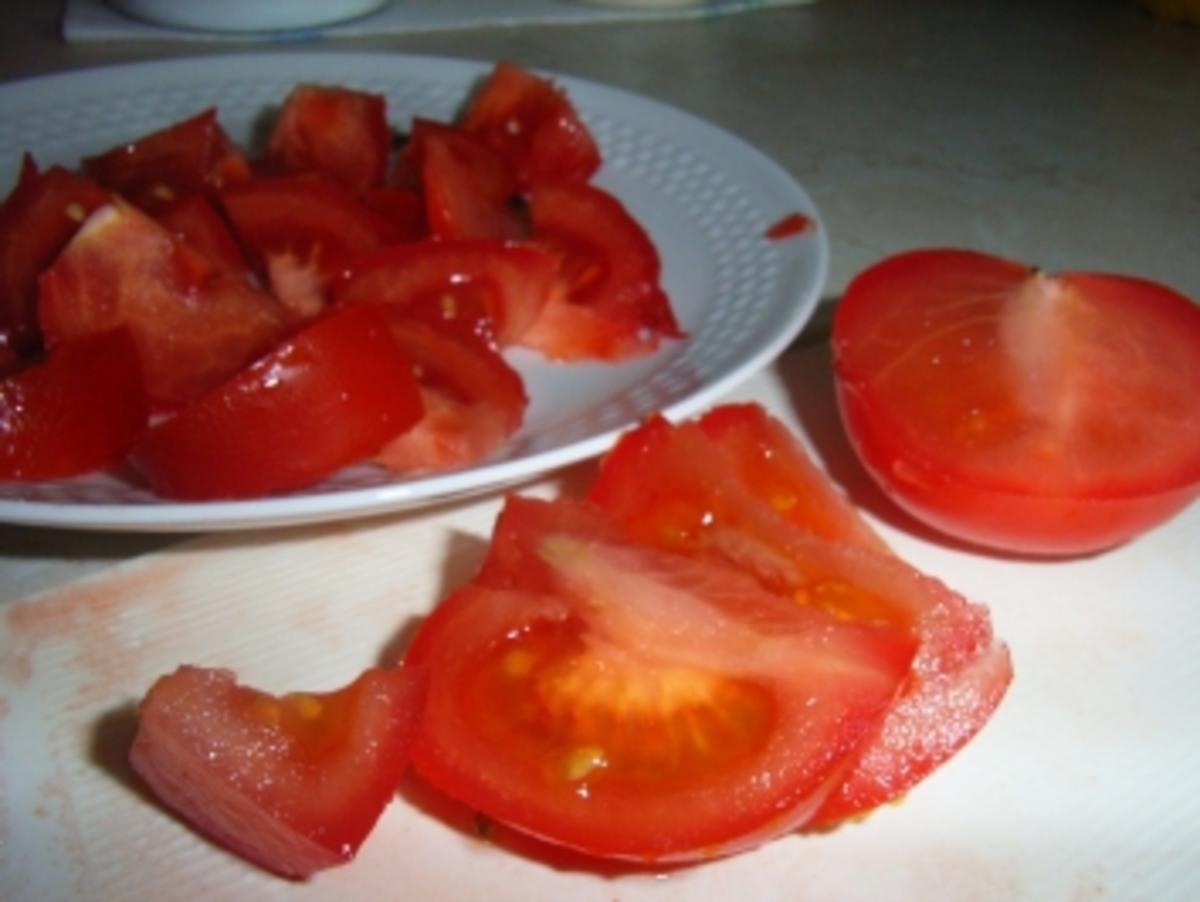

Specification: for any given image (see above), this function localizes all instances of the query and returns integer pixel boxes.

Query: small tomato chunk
[129,664,421,879]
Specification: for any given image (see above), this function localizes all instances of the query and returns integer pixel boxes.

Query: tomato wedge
[334,238,556,347]
[265,84,392,195]
[38,201,287,409]
[587,404,1012,825]
[521,182,683,360]
[155,193,254,280]
[832,248,1200,555]
[0,328,147,480]
[130,664,421,879]
[0,154,109,357]
[129,304,422,499]
[81,108,250,213]
[461,60,602,187]
[373,306,527,474]
[406,495,915,863]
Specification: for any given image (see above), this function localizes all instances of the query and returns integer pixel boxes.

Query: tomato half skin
[832,248,1200,555]
[407,495,916,863]
[129,304,422,499]
[0,328,148,480]
[129,664,422,879]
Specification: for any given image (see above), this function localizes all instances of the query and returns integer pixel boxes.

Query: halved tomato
[587,404,1012,825]
[520,182,683,361]
[373,305,527,474]
[334,238,556,347]
[130,664,422,879]
[832,248,1200,555]
[0,327,147,480]
[265,84,392,195]
[406,495,916,863]
[0,154,109,357]
[81,108,250,213]
[129,304,422,499]
[38,201,287,409]
[461,60,602,186]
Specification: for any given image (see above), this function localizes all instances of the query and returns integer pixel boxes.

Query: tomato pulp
[832,248,1200,555]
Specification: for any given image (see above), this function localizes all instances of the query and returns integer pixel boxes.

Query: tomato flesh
[129,304,422,499]
[832,248,1200,554]
[407,495,916,862]
[587,404,1012,824]
[129,664,421,879]
[0,328,147,479]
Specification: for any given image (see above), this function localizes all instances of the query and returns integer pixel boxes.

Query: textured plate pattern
[0,52,827,530]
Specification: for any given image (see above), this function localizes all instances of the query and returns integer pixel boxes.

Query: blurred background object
[1141,0,1200,23]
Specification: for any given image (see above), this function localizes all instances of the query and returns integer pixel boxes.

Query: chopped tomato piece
[265,84,391,195]
[764,211,814,240]
[373,305,527,474]
[362,184,426,242]
[521,182,683,360]
[0,154,109,357]
[220,176,397,317]
[129,664,421,879]
[587,404,1012,824]
[81,108,250,213]
[407,495,916,863]
[334,238,556,347]
[38,202,287,409]
[832,248,1200,554]
[155,193,254,280]
[461,61,602,186]
[0,328,147,480]
[129,304,423,499]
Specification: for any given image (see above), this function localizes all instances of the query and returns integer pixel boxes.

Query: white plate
[0,52,827,532]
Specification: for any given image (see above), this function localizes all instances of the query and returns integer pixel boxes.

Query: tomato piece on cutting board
[129,304,422,499]
[0,327,148,480]
[406,495,916,863]
[129,664,422,879]
[832,248,1200,555]
[38,201,288,409]
[587,404,1012,825]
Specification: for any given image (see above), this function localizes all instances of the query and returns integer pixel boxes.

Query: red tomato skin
[129,664,421,879]
[461,60,602,187]
[832,248,1200,555]
[81,108,250,213]
[0,328,147,479]
[521,183,683,361]
[0,154,109,356]
[408,494,916,863]
[334,238,556,347]
[265,84,391,195]
[128,305,422,499]
[37,202,288,409]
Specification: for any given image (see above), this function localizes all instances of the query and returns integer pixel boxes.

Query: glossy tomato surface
[406,495,916,863]
[129,664,421,879]
[588,404,1011,824]
[832,248,1200,555]
[129,304,422,499]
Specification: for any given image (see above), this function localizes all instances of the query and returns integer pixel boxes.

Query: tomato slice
[461,60,602,187]
[406,495,915,863]
[373,306,527,474]
[81,108,250,213]
[334,238,556,347]
[38,201,288,409]
[220,175,397,317]
[265,84,392,195]
[0,328,147,480]
[409,119,527,241]
[362,184,426,242]
[155,193,254,280]
[129,304,422,499]
[0,154,109,357]
[129,664,421,879]
[832,248,1200,554]
[520,183,683,360]
[587,404,1012,825]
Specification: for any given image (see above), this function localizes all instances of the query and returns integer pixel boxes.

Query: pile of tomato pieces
[0,61,683,497]
[129,402,1011,877]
